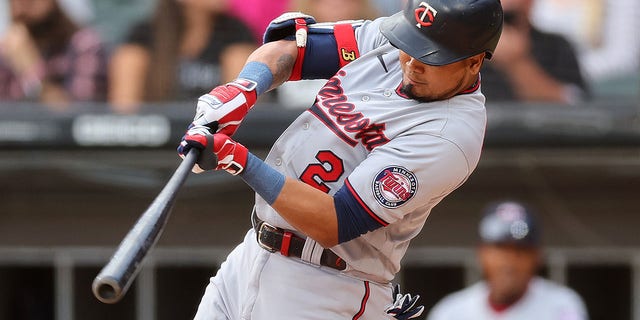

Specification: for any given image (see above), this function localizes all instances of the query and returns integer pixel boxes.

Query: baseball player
[427,201,588,320]
[176,0,503,318]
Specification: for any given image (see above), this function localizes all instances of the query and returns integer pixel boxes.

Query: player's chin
[400,83,432,102]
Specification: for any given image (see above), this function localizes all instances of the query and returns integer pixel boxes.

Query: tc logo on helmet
[414,2,438,28]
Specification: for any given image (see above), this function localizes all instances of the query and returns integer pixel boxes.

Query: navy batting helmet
[380,0,503,66]
[478,201,540,247]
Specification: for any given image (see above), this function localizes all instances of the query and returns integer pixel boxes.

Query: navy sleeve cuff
[334,181,385,243]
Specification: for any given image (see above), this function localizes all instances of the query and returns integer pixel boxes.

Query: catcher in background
[176,0,503,318]
[427,201,588,320]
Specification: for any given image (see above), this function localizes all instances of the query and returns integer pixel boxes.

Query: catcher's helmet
[478,201,540,247]
[380,0,503,66]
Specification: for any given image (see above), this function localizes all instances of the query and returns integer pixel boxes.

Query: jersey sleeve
[344,132,472,225]
[354,17,392,57]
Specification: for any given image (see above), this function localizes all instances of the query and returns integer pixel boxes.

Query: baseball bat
[92,148,200,304]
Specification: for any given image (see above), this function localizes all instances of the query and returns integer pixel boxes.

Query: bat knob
[92,276,123,304]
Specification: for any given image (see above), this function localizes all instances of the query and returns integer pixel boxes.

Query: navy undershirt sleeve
[334,183,385,243]
[301,33,341,79]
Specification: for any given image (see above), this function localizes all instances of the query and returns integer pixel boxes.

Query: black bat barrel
[92,149,200,304]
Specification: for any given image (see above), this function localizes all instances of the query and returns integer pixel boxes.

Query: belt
[252,211,347,271]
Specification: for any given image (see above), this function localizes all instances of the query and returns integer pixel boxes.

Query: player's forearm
[239,151,384,248]
[244,40,298,93]
[271,178,340,248]
[238,153,339,248]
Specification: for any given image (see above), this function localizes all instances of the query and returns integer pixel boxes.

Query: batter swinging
[177,0,504,318]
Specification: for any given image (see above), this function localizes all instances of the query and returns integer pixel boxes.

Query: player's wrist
[240,153,286,205]
[237,61,274,96]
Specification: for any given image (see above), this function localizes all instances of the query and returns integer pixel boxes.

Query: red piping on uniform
[352,281,370,320]
[459,76,480,94]
[345,179,389,226]
[345,179,388,226]
[395,83,410,99]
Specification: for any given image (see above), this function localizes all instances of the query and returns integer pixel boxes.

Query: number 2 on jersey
[300,150,345,193]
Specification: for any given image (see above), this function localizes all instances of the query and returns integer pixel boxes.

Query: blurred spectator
[371,0,404,16]
[277,0,379,109]
[56,0,95,26]
[0,0,107,109]
[90,0,157,48]
[227,0,290,43]
[531,0,640,97]
[480,0,588,104]
[108,0,256,113]
[0,0,9,36]
[427,201,588,320]
[291,0,379,22]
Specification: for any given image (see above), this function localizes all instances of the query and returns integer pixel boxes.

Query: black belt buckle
[256,221,279,253]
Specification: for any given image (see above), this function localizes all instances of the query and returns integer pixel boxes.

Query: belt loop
[310,242,324,265]
[301,238,324,266]
[280,232,293,257]
[251,206,259,230]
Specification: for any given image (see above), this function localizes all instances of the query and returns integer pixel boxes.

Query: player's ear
[466,53,485,74]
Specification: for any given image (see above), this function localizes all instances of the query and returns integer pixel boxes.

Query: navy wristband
[240,153,285,205]
[238,61,274,95]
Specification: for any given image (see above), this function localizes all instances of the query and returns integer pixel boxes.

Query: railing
[0,246,639,320]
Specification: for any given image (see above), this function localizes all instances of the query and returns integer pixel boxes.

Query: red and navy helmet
[380,0,504,66]
[478,201,540,247]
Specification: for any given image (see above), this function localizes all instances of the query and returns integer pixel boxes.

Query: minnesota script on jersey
[255,18,487,283]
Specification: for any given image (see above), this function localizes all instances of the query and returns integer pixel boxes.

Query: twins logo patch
[372,166,418,208]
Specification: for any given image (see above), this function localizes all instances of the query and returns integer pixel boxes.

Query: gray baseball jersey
[255,17,487,283]
[428,277,588,320]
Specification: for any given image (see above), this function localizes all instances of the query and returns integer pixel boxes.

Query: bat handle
[92,148,200,304]
[180,148,201,172]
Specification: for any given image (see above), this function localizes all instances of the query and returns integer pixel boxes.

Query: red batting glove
[211,133,248,175]
[192,79,258,136]
[179,128,248,175]
[178,125,216,173]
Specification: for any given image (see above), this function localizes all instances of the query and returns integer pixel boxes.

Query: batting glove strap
[263,12,316,44]
[192,79,258,136]
[212,134,248,175]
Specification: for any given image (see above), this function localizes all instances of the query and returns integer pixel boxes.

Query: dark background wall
[0,101,639,320]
